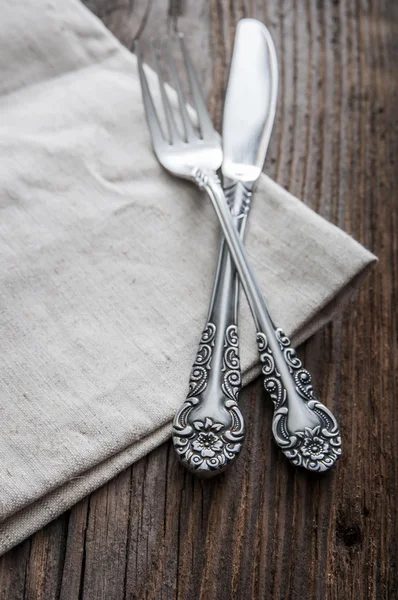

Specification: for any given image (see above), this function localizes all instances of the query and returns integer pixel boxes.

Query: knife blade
[222,19,278,188]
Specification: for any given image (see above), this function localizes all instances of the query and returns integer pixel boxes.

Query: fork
[136,35,342,473]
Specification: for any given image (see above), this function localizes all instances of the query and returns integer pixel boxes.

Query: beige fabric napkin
[0,0,376,556]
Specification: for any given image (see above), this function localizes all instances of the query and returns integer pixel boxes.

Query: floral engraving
[298,426,330,460]
[257,329,342,472]
[191,418,224,457]
[173,323,245,474]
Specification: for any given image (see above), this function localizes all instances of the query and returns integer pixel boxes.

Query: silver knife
[172,19,277,477]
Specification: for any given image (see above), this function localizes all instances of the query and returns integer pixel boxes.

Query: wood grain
[0,0,397,598]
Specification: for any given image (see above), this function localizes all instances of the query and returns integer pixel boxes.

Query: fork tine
[178,34,215,139]
[167,37,197,142]
[135,41,166,148]
[150,41,181,145]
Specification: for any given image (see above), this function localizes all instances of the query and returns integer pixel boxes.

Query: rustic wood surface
[0,0,396,598]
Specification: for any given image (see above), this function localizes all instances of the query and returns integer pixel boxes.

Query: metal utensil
[171,19,278,477]
[136,28,342,472]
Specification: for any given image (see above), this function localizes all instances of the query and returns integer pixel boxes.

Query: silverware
[136,27,342,473]
[171,19,278,477]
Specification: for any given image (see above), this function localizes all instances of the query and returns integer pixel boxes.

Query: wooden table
[0,1,396,598]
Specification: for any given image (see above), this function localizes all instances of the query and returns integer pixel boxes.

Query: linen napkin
[0,0,376,556]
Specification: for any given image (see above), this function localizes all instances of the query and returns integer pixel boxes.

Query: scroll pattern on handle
[257,329,342,472]
[172,323,245,474]
[224,182,253,218]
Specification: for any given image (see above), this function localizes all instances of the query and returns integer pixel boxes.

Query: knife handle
[172,184,251,477]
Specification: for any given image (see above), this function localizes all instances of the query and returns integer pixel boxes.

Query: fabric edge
[0,421,172,556]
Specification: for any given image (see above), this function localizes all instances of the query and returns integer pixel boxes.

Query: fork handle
[197,170,342,472]
[172,183,252,477]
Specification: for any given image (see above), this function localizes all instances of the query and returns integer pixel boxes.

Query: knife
[172,19,277,477]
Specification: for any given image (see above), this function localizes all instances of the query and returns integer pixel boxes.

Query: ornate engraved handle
[172,320,244,476]
[172,183,252,477]
[198,172,342,472]
[257,329,342,472]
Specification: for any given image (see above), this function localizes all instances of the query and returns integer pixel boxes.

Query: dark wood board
[0,0,397,598]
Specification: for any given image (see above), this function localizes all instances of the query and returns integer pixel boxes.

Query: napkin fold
[0,0,376,555]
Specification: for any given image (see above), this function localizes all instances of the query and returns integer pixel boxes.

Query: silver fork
[136,36,342,474]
